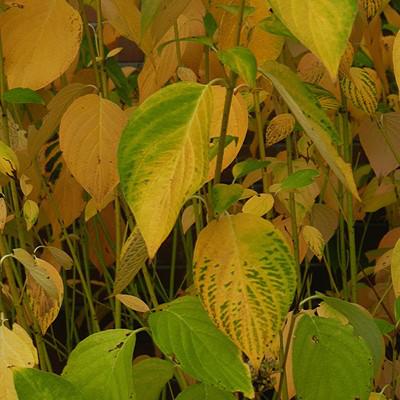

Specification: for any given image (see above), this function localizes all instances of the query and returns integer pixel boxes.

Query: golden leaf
[266,113,295,147]
[116,294,150,313]
[1,0,82,90]
[60,94,128,207]
[391,239,400,297]
[301,225,325,260]
[242,193,274,217]
[194,213,297,370]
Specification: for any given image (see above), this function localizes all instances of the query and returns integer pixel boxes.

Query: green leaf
[132,358,174,400]
[211,183,243,215]
[4,88,44,104]
[193,213,297,370]
[14,368,84,400]
[217,47,257,88]
[62,329,136,400]
[321,296,385,375]
[148,296,254,398]
[293,315,374,400]
[232,159,270,180]
[176,383,236,400]
[395,297,400,322]
[279,169,319,191]
[258,15,294,39]
[259,61,360,200]
[209,135,237,160]
[204,12,218,38]
[374,318,394,335]
[118,82,212,258]
[268,0,358,77]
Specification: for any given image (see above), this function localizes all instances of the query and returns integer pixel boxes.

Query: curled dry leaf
[1,0,83,90]
[116,294,150,313]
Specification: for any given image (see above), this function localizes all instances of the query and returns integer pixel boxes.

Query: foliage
[0,0,399,399]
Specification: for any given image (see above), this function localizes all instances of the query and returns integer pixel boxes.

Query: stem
[213,0,246,185]
[253,90,268,193]
[173,22,183,67]
[95,0,108,98]
[114,193,122,328]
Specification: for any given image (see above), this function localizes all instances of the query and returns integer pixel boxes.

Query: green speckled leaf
[293,315,374,400]
[193,213,297,370]
[148,296,254,398]
[118,82,212,258]
[259,61,359,200]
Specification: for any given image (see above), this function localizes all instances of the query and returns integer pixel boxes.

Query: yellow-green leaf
[1,0,82,90]
[391,239,400,297]
[23,200,39,231]
[118,82,212,258]
[60,94,127,207]
[0,140,18,178]
[193,213,297,370]
[259,61,360,200]
[268,0,357,77]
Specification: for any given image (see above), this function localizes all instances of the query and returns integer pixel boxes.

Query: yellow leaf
[361,0,385,19]
[266,113,295,147]
[116,294,150,313]
[194,213,297,370]
[181,204,195,234]
[0,198,6,232]
[60,94,128,207]
[1,0,82,90]
[340,67,378,115]
[101,0,141,43]
[393,30,400,97]
[391,239,400,297]
[242,193,274,217]
[23,199,39,231]
[114,227,148,294]
[0,140,18,178]
[369,393,386,400]
[207,86,248,181]
[268,0,357,77]
[19,174,33,197]
[302,225,325,260]
[0,323,37,400]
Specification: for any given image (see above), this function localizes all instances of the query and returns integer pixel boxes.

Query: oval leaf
[148,296,254,398]
[193,213,297,370]
[1,0,82,90]
[118,82,212,258]
[176,383,236,400]
[60,94,127,207]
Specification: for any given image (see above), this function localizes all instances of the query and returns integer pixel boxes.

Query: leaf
[193,213,297,370]
[148,296,254,397]
[268,0,357,77]
[217,47,257,88]
[266,113,296,147]
[259,61,360,200]
[118,82,212,258]
[361,0,384,19]
[211,184,243,215]
[60,94,127,207]
[23,200,39,231]
[293,315,374,400]
[14,369,84,400]
[232,159,270,180]
[0,140,19,177]
[116,294,150,313]
[29,83,94,157]
[242,193,274,217]
[321,296,385,376]
[101,0,141,43]
[113,227,148,294]
[358,112,400,177]
[3,88,44,105]
[1,0,82,90]
[62,330,136,400]
[132,358,174,400]
[43,247,73,271]
[176,383,236,400]
[277,169,320,191]
[302,225,325,260]
[340,67,378,115]
[392,239,400,297]
[0,197,6,232]
[0,323,38,400]
[140,0,192,52]
[394,31,400,95]
[369,394,386,400]
[258,15,294,39]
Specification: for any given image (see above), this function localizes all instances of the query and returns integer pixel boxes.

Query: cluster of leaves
[1,0,400,399]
